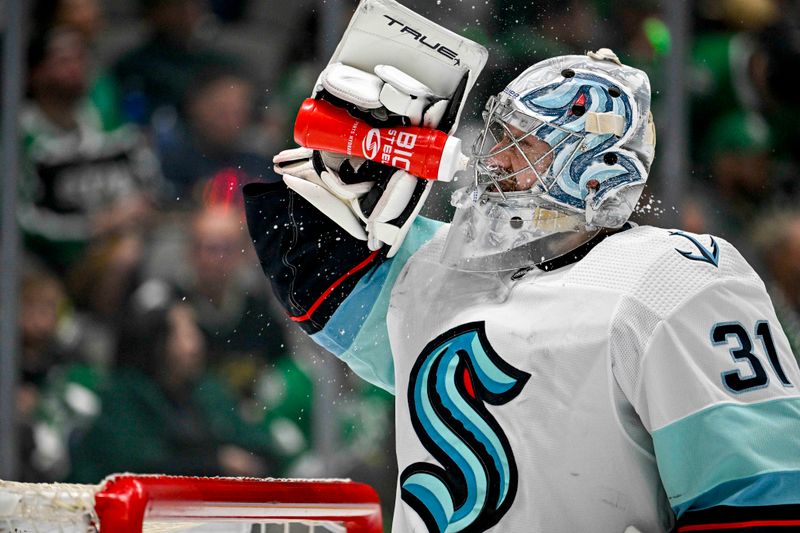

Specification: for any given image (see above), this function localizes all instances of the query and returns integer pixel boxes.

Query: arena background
[1,0,799,525]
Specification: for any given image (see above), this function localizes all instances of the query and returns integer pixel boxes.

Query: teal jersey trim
[671,471,800,517]
[311,217,445,393]
[653,396,800,515]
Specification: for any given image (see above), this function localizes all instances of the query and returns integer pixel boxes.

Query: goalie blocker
[274,0,487,257]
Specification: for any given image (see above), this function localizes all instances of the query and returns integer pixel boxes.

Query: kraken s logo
[401,322,530,532]
[362,128,381,160]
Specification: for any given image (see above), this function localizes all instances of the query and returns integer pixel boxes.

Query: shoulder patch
[669,231,720,267]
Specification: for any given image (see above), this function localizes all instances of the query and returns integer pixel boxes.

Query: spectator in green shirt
[70,280,284,482]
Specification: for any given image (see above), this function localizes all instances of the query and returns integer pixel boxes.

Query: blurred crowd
[4,0,800,522]
[11,0,395,502]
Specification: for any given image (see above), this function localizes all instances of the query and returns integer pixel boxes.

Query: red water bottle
[293,98,466,182]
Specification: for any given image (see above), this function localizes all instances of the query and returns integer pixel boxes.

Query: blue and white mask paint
[442,49,656,271]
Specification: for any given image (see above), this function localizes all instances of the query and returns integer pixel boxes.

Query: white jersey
[244,180,800,533]
[378,224,800,532]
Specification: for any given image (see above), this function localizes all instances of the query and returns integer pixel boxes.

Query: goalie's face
[443,98,595,272]
[485,123,554,192]
[472,94,581,198]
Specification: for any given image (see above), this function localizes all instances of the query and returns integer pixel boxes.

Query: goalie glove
[275,145,431,257]
[274,147,370,241]
[318,62,451,130]
[282,63,466,257]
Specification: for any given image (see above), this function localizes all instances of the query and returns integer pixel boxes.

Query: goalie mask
[441,49,656,271]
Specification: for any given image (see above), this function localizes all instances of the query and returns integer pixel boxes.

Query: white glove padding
[294,62,459,255]
[274,148,369,241]
[275,147,428,257]
[367,172,434,257]
[320,63,449,128]
[275,148,374,201]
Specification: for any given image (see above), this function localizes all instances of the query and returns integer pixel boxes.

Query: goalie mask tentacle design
[518,71,643,210]
[442,49,656,271]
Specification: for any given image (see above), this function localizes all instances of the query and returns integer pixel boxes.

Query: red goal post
[0,474,383,532]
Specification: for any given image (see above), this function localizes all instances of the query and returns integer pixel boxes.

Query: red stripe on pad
[679,520,800,531]
[290,250,381,323]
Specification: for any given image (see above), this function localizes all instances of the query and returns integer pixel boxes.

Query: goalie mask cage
[0,474,383,533]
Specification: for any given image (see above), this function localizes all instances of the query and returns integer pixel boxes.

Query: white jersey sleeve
[608,229,800,526]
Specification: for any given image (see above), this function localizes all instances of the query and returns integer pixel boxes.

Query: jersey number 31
[712,321,794,393]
